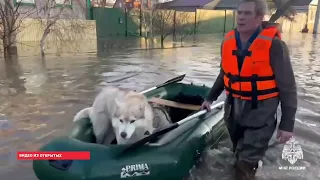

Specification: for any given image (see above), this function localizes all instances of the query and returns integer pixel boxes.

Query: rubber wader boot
[234,160,257,180]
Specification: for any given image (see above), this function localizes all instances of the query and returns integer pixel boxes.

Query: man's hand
[201,100,212,112]
[277,129,294,144]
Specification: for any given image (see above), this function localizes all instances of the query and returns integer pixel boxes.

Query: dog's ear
[139,102,145,112]
[113,99,123,118]
[114,98,122,108]
[137,103,146,119]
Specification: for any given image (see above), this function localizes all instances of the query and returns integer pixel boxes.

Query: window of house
[18,0,35,3]
[55,0,72,6]
[15,0,35,4]
[14,0,35,7]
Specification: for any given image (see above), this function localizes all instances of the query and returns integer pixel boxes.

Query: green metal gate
[93,7,140,39]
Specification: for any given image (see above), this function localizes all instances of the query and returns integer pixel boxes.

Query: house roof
[158,0,213,8]
[155,0,313,10]
[154,0,214,10]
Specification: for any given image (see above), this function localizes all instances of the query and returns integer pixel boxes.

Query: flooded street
[0,33,319,179]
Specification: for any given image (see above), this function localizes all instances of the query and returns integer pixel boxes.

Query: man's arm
[270,38,297,132]
[206,42,225,102]
[206,69,225,102]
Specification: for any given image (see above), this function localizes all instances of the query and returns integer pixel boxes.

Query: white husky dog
[73,86,170,145]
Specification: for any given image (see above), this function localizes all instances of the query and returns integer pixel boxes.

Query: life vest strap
[251,74,258,109]
[225,72,275,82]
[224,87,278,98]
[232,49,252,57]
[225,72,278,109]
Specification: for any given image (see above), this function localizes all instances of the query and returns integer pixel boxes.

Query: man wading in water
[201,0,297,179]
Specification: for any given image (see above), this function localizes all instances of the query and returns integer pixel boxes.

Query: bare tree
[131,0,173,49]
[269,0,297,22]
[141,7,155,48]
[152,9,174,48]
[36,0,91,57]
[174,10,205,47]
[174,11,190,47]
[36,0,67,57]
[91,0,115,7]
[132,0,156,49]
[0,0,37,60]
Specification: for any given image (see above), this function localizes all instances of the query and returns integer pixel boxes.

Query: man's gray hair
[239,0,269,16]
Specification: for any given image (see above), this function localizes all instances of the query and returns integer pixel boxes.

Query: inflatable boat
[32,74,227,180]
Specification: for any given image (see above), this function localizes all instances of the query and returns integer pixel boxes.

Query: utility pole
[149,0,154,41]
[313,0,320,34]
[139,1,142,36]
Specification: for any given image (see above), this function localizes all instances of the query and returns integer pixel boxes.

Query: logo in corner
[120,163,150,178]
[279,137,305,171]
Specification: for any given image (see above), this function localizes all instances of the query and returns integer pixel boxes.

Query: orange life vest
[221,27,280,108]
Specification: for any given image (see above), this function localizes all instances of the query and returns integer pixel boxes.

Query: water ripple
[0,33,319,179]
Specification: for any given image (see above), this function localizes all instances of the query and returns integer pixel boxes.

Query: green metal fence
[91,7,235,40]
[93,8,140,39]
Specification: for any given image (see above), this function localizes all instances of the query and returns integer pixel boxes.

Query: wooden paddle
[148,97,201,111]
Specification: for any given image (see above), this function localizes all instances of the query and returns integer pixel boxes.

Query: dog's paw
[144,131,151,135]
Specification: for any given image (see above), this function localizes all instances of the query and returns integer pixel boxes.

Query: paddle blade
[120,123,179,155]
[156,74,186,88]
[140,74,186,94]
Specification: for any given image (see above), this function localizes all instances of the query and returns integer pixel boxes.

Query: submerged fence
[92,7,236,40]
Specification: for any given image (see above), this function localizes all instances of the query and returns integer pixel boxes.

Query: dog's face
[111,96,151,143]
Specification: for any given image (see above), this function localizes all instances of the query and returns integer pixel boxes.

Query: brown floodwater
[0,33,319,179]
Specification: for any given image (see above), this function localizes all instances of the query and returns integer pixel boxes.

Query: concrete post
[313,0,320,34]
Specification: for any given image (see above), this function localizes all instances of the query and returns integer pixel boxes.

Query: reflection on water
[0,57,26,96]
[0,33,319,179]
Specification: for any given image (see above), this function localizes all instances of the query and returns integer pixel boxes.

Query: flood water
[0,33,319,179]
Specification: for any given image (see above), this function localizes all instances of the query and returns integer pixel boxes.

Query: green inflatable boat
[33,74,227,180]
